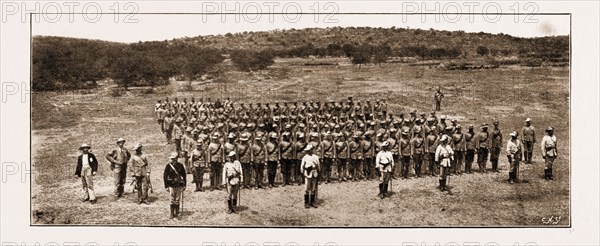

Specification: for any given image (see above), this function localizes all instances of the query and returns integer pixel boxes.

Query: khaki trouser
[226,183,240,200]
[544,155,556,170]
[380,171,392,185]
[510,156,521,179]
[113,164,127,196]
[135,176,149,202]
[81,166,96,201]
[304,177,318,194]
[169,187,184,205]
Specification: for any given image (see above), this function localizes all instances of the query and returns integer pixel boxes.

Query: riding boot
[378,183,384,199]
[441,179,447,191]
[544,169,549,180]
[383,184,388,197]
[169,204,175,219]
[227,199,232,214]
[310,194,318,208]
[438,179,443,191]
[304,194,310,209]
[508,172,514,183]
[232,198,238,213]
[174,204,180,218]
[548,168,554,180]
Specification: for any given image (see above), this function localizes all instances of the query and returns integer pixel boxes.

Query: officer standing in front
[163,152,187,219]
[522,118,536,164]
[301,145,321,208]
[130,143,151,205]
[106,138,131,199]
[540,127,558,181]
[435,135,454,192]
[375,141,394,199]
[223,151,243,214]
[506,132,523,183]
[75,143,98,204]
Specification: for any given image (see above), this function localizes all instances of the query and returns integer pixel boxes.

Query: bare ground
[31,59,569,226]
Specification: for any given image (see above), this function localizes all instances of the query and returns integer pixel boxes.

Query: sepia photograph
[2,0,600,245]
[26,4,574,228]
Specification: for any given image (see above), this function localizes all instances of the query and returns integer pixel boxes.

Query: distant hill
[174,26,569,58]
[32,26,569,91]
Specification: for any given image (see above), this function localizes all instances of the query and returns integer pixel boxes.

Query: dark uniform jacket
[75,153,99,177]
[163,161,187,188]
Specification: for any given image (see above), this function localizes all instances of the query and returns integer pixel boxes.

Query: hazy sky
[29,1,570,43]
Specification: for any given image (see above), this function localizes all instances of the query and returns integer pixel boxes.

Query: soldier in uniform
[425,127,439,176]
[222,151,243,214]
[294,133,308,185]
[266,132,280,188]
[410,128,425,178]
[435,135,453,191]
[237,134,252,189]
[476,123,491,173]
[464,125,476,174]
[308,132,321,160]
[320,133,334,183]
[190,141,207,192]
[301,145,321,208]
[75,143,98,204]
[522,118,536,164]
[490,120,503,172]
[335,133,349,182]
[163,113,174,144]
[157,104,167,133]
[131,144,151,205]
[375,141,394,199]
[349,134,363,181]
[251,134,266,189]
[438,116,448,136]
[172,118,184,153]
[106,138,131,199]
[387,128,400,179]
[362,132,375,180]
[181,127,194,173]
[506,132,523,183]
[399,130,412,179]
[163,152,186,219]
[280,132,294,186]
[434,87,444,111]
[540,127,558,181]
[208,133,223,191]
[452,125,466,175]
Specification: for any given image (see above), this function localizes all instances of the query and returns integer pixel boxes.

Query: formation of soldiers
[74,95,559,219]
[153,96,553,191]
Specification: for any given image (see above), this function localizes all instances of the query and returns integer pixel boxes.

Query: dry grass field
[31,58,569,226]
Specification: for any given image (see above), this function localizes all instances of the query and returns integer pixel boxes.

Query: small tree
[230,49,275,72]
[350,44,372,68]
[476,45,490,56]
[372,44,391,66]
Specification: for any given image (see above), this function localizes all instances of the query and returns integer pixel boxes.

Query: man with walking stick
[506,132,524,183]
[435,135,454,192]
[223,151,243,214]
[301,145,321,208]
[375,141,394,199]
[163,152,186,219]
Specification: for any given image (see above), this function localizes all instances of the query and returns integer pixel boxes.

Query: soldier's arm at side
[299,157,305,176]
[239,161,243,183]
[540,137,546,158]
[221,164,227,186]
[105,150,116,163]
[75,155,82,178]
[163,165,169,189]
